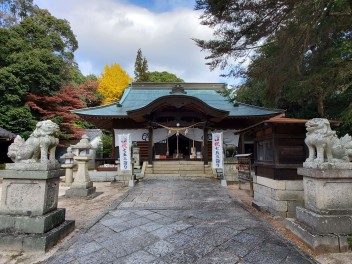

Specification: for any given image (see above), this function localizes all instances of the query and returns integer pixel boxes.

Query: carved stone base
[0,208,66,234]
[115,174,136,186]
[296,206,352,234]
[303,162,352,170]
[290,165,352,252]
[284,218,349,253]
[0,220,75,252]
[65,186,96,197]
[0,166,74,252]
[224,160,238,182]
[0,168,63,216]
[298,167,352,212]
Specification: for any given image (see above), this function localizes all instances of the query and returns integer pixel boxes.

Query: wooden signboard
[236,153,253,196]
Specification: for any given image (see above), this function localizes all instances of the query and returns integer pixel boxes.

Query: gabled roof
[85,129,102,140]
[72,82,284,119]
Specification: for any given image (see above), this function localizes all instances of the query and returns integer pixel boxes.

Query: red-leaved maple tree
[77,80,102,107]
[26,85,86,139]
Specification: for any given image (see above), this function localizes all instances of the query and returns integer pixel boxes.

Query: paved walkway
[46,178,315,264]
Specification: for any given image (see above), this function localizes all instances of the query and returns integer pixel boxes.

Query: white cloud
[34,0,236,85]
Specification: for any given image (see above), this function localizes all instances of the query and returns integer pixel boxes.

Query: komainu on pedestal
[285,118,352,253]
[0,120,75,252]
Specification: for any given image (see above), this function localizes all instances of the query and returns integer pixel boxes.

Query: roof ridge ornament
[170,84,187,94]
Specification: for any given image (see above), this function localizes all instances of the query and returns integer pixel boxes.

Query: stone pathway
[45,178,315,264]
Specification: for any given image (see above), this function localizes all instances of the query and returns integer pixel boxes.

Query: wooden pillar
[203,127,208,165]
[239,133,245,154]
[148,126,153,165]
[112,129,116,158]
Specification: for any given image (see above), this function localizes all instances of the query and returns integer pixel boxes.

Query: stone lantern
[60,147,76,186]
[65,135,96,197]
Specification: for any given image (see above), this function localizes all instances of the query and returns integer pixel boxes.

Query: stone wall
[253,175,304,218]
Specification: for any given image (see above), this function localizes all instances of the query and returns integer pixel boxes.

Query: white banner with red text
[117,134,131,171]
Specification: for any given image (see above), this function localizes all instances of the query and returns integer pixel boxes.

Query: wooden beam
[148,126,153,165]
[203,126,209,165]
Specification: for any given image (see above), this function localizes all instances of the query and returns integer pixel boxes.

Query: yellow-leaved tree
[97,63,133,104]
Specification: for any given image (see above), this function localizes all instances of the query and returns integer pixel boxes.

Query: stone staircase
[144,160,214,178]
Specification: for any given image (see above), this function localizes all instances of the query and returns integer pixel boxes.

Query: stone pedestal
[115,160,136,186]
[132,146,141,169]
[285,163,352,253]
[61,163,75,186]
[224,158,239,182]
[65,156,96,197]
[0,162,75,252]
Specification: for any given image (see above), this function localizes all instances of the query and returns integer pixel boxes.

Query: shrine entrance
[168,134,202,159]
[125,86,232,164]
[154,134,203,160]
[169,134,189,158]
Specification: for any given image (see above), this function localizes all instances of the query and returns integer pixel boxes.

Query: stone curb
[227,191,318,264]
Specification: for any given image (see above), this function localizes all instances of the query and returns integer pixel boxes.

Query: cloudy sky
[33,0,237,85]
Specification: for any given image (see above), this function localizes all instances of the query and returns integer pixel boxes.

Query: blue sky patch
[123,0,195,13]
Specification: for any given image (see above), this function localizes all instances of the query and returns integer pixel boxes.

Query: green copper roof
[72,82,284,118]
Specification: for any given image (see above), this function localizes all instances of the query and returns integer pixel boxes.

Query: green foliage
[0,2,85,138]
[233,83,269,107]
[194,0,352,76]
[96,131,113,158]
[329,86,352,135]
[347,235,352,250]
[0,163,5,170]
[0,4,79,96]
[0,105,36,137]
[134,49,184,83]
[74,120,96,129]
[199,0,352,132]
[84,74,98,82]
[147,71,184,82]
[0,0,37,28]
[134,48,149,82]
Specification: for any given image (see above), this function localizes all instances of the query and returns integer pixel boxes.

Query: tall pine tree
[134,48,149,82]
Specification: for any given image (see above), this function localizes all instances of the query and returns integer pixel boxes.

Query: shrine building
[72,82,284,165]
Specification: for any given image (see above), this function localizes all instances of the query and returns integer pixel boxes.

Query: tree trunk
[317,89,324,117]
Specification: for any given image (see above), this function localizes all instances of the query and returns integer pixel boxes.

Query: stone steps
[144,161,214,178]
[151,167,207,172]
[152,161,204,165]
[146,174,213,178]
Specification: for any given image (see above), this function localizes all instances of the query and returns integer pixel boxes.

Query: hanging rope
[152,121,205,136]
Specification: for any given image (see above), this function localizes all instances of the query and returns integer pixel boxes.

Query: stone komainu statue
[8,120,59,163]
[305,118,352,163]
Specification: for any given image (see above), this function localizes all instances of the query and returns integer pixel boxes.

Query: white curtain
[114,129,148,146]
[115,128,240,146]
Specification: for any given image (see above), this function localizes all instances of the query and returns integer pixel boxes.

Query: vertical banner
[118,134,131,171]
[212,132,223,169]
